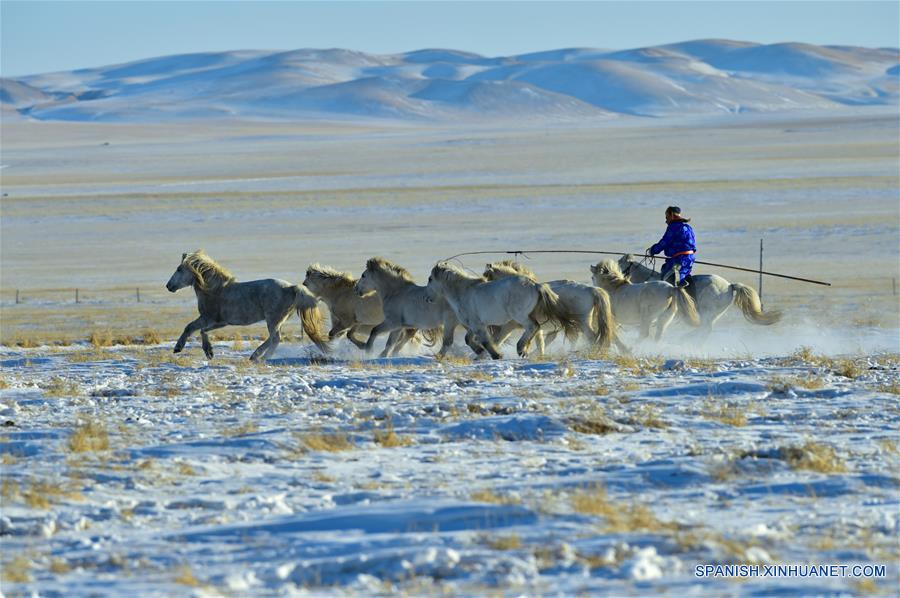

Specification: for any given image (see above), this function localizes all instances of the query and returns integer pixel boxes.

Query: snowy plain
[1,42,899,595]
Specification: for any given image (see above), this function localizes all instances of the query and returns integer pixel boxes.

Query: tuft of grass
[300,431,354,452]
[21,479,82,509]
[41,377,81,398]
[483,533,522,550]
[632,403,668,429]
[222,421,258,437]
[373,422,413,448]
[702,400,748,427]
[570,484,673,532]
[177,462,196,476]
[781,441,847,474]
[2,555,32,583]
[832,359,864,379]
[311,471,335,483]
[48,558,71,575]
[767,374,825,393]
[569,408,620,435]
[173,564,203,587]
[876,381,900,395]
[68,421,109,453]
[140,329,162,345]
[613,355,661,375]
[0,377,8,389]
[470,489,521,505]
[436,354,471,366]
[89,329,114,348]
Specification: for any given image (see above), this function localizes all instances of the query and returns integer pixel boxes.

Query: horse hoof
[204,350,214,359]
[173,347,182,354]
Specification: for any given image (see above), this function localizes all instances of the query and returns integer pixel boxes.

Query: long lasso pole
[442,249,832,287]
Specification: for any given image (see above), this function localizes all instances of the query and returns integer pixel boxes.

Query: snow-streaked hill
[3,40,897,122]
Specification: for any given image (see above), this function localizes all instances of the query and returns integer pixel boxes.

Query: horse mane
[487,260,537,281]
[434,261,483,282]
[183,250,235,291]
[594,259,631,288]
[366,257,416,283]
[306,263,356,289]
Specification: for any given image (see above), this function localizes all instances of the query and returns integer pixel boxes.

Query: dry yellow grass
[0,377,8,390]
[483,534,522,550]
[767,374,825,393]
[632,404,668,429]
[569,408,620,435]
[2,555,32,583]
[41,377,81,398]
[702,400,748,427]
[470,489,521,505]
[300,431,354,452]
[782,441,848,473]
[173,564,203,587]
[48,558,72,575]
[876,381,900,395]
[68,421,110,452]
[570,484,674,532]
[832,359,865,379]
[373,423,413,448]
[222,421,258,437]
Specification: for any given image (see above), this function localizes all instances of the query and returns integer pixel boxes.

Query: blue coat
[650,220,696,257]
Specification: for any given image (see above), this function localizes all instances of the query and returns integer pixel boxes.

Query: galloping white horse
[618,254,781,336]
[166,251,330,361]
[355,257,459,358]
[426,261,578,359]
[303,263,384,349]
[591,259,700,343]
[483,260,617,352]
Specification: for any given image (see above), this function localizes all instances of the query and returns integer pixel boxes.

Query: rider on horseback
[647,206,696,288]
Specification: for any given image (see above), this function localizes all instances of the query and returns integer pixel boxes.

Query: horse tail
[532,284,580,342]
[293,285,332,353]
[589,287,615,350]
[673,285,701,326]
[731,283,782,325]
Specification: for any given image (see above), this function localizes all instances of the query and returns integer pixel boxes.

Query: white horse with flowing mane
[427,261,579,359]
[482,260,618,352]
[303,264,384,349]
[166,251,330,361]
[591,259,700,343]
[354,257,459,358]
[618,254,781,336]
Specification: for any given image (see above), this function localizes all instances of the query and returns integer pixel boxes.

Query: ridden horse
[618,254,781,337]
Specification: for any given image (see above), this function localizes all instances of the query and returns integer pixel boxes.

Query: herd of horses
[166,251,782,361]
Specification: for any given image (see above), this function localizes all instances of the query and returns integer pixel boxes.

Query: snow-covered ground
[1,325,897,595]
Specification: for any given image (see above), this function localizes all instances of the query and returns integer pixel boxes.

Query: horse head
[166,253,196,293]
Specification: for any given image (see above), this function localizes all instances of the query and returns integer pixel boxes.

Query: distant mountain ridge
[2,40,897,122]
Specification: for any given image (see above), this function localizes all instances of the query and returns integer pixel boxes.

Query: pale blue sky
[2,1,898,77]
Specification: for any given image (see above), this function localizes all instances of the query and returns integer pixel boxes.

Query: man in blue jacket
[647,206,696,287]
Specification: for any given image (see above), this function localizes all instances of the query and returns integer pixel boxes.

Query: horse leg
[200,323,228,359]
[436,325,456,357]
[655,303,677,342]
[174,317,204,353]
[387,328,417,357]
[346,325,369,349]
[328,321,350,340]
[381,328,410,358]
[478,328,503,360]
[364,322,391,354]
[492,322,519,347]
[516,319,541,358]
[464,330,485,357]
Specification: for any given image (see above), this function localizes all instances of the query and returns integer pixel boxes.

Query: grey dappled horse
[618,254,781,337]
[166,251,330,361]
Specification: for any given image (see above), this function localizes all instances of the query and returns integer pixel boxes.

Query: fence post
[136,287,141,303]
[758,239,763,307]
[15,290,19,304]
[75,288,79,304]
